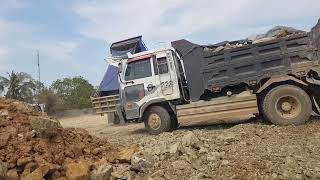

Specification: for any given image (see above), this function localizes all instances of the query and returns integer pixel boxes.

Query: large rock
[29,116,62,138]
[90,163,113,180]
[0,161,8,179]
[21,165,50,180]
[6,169,19,180]
[17,157,34,167]
[206,151,224,162]
[0,133,10,147]
[265,26,301,38]
[111,164,134,180]
[131,153,154,173]
[169,142,183,154]
[65,161,90,180]
[181,132,199,147]
[71,143,85,158]
[116,144,139,163]
[171,160,191,170]
[0,109,9,117]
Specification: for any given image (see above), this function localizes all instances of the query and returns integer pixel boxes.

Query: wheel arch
[256,75,308,96]
[140,98,176,120]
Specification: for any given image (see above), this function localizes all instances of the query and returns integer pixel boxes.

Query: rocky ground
[1,98,320,179]
[61,114,320,180]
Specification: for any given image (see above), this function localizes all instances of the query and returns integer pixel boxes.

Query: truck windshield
[125,58,152,81]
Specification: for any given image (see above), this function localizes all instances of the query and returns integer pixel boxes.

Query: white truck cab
[117,48,187,133]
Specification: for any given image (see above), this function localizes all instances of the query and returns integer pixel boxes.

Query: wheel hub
[276,96,301,119]
[281,101,292,112]
[148,114,161,130]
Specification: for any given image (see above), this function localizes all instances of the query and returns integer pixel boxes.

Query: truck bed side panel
[176,92,258,126]
[172,33,319,101]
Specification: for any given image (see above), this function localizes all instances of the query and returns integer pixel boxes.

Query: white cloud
[0,18,37,71]
[74,0,320,45]
[0,0,28,14]
[0,47,11,71]
[20,40,80,62]
[0,19,22,42]
[0,16,77,64]
[0,47,10,58]
[74,0,246,42]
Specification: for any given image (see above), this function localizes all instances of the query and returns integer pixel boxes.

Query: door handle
[147,84,156,91]
[125,81,134,85]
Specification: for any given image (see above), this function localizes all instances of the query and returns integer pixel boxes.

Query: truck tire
[113,112,120,124]
[107,112,120,124]
[262,85,312,126]
[144,106,172,135]
[170,118,179,131]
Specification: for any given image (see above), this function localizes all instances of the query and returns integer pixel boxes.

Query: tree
[0,71,37,102]
[50,76,95,110]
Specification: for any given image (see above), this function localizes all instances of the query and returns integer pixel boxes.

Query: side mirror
[118,62,123,73]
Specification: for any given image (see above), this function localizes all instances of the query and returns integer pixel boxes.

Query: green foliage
[0,71,37,103]
[50,76,95,110]
[0,72,95,114]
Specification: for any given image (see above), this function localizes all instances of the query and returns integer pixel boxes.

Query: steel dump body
[172,33,319,101]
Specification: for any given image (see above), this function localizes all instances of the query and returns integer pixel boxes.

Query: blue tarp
[110,36,147,57]
[98,36,147,93]
[98,65,120,92]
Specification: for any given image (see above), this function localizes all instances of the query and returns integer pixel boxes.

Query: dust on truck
[93,19,320,135]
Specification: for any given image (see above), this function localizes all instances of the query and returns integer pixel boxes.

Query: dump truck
[93,19,320,135]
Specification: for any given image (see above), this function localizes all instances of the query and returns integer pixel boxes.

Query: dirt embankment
[0,99,122,180]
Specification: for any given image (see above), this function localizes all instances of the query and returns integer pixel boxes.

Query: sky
[0,0,319,86]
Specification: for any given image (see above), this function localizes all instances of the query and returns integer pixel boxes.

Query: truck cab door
[122,56,158,119]
[153,51,181,100]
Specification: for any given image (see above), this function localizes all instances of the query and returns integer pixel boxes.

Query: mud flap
[116,105,126,125]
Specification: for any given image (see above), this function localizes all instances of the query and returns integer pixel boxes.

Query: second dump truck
[92,19,320,135]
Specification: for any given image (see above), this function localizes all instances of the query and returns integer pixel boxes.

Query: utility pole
[37,50,41,105]
[37,50,41,84]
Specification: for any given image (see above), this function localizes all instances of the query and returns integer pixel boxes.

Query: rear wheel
[262,85,312,125]
[107,112,120,124]
[144,106,172,135]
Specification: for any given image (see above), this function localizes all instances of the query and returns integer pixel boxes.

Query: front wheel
[144,106,172,135]
[261,85,312,125]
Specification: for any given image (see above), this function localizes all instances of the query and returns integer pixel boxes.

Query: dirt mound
[0,98,120,179]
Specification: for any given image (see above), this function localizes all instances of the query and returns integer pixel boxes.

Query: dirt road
[60,115,146,146]
[59,115,320,179]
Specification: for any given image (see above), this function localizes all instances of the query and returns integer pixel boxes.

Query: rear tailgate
[91,95,120,115]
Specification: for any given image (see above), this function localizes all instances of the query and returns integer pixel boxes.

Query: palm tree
[0,71,37,102]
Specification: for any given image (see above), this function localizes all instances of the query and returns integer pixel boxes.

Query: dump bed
[172,32,320,102]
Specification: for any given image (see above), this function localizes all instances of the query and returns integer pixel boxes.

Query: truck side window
[125,59,152,81]
[124,84,144,102]
[154,57,169,75]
